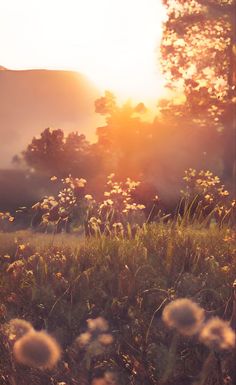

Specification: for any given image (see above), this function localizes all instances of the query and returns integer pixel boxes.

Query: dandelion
[98,333,114,345]
[77,332,92,347]
[199,317,235,350]
[162,298,205,336]
[13,331,61,369]
[8,319,34,341]
[76,317,113,359]
[87,317,109,332]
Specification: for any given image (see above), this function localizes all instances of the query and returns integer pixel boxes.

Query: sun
[0,0,167,103]
[71,0,168,103]
[70,0,168,103]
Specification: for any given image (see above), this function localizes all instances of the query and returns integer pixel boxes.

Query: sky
[0,0,167,102]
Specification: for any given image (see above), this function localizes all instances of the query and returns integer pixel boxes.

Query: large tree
[161,0,236,178]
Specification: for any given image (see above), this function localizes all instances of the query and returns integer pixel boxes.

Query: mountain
[0,67,102,167]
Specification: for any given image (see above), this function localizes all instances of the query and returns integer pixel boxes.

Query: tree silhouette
[23,127,100,178]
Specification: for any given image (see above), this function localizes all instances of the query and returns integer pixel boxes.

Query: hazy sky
[0,0,167,101]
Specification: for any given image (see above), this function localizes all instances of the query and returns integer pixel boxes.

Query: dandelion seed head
[87,317,109,332]
[76,332,92,347]
[13,331,61,369]
[8,319,34,340]
[199,317,236,350]
[98,333,114,345]
[162,298,205,336]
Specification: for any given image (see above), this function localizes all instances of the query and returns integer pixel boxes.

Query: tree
[161,0,236,178]
[23,128,65,174]
[23,128,99,178]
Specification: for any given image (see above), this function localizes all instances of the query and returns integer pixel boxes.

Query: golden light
[0,0,167,103]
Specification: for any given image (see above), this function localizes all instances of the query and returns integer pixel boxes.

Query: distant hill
[0,67,102,167]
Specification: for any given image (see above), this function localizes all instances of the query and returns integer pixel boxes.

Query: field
[1,0,236,383]
[0,221,235,385]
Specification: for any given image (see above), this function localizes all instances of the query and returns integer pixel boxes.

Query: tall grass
[0,222,235,384]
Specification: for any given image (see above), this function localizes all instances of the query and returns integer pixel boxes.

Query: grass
[0,223,235,384]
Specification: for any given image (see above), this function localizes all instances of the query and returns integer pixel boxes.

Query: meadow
[1,0,235,383]
[0,170,235,385]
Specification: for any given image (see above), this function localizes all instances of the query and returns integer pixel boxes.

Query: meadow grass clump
[0,212,235,383]
[13,330,61,369]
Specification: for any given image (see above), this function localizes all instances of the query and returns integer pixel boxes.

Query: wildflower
[105,199,113,206]
[8,319,34,341]
[77,331,92,347]
[85,194,93,201]
[137,204,145,210]
[218,187,229,197]
[98,333,114,345]
[76,317,113,355]
[87,317,109,332]
[13,331,61,369]
[199,317,235,350]
[204,194,213,202]
[162,298,205,336]
[50,176,57,181]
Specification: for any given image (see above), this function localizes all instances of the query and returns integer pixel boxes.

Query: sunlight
[0,0,167,103]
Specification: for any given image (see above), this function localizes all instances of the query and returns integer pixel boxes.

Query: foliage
[160,0,236,178]
[161,0,236,112]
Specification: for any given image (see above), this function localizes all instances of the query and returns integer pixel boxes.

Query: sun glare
[0,0,167,103]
